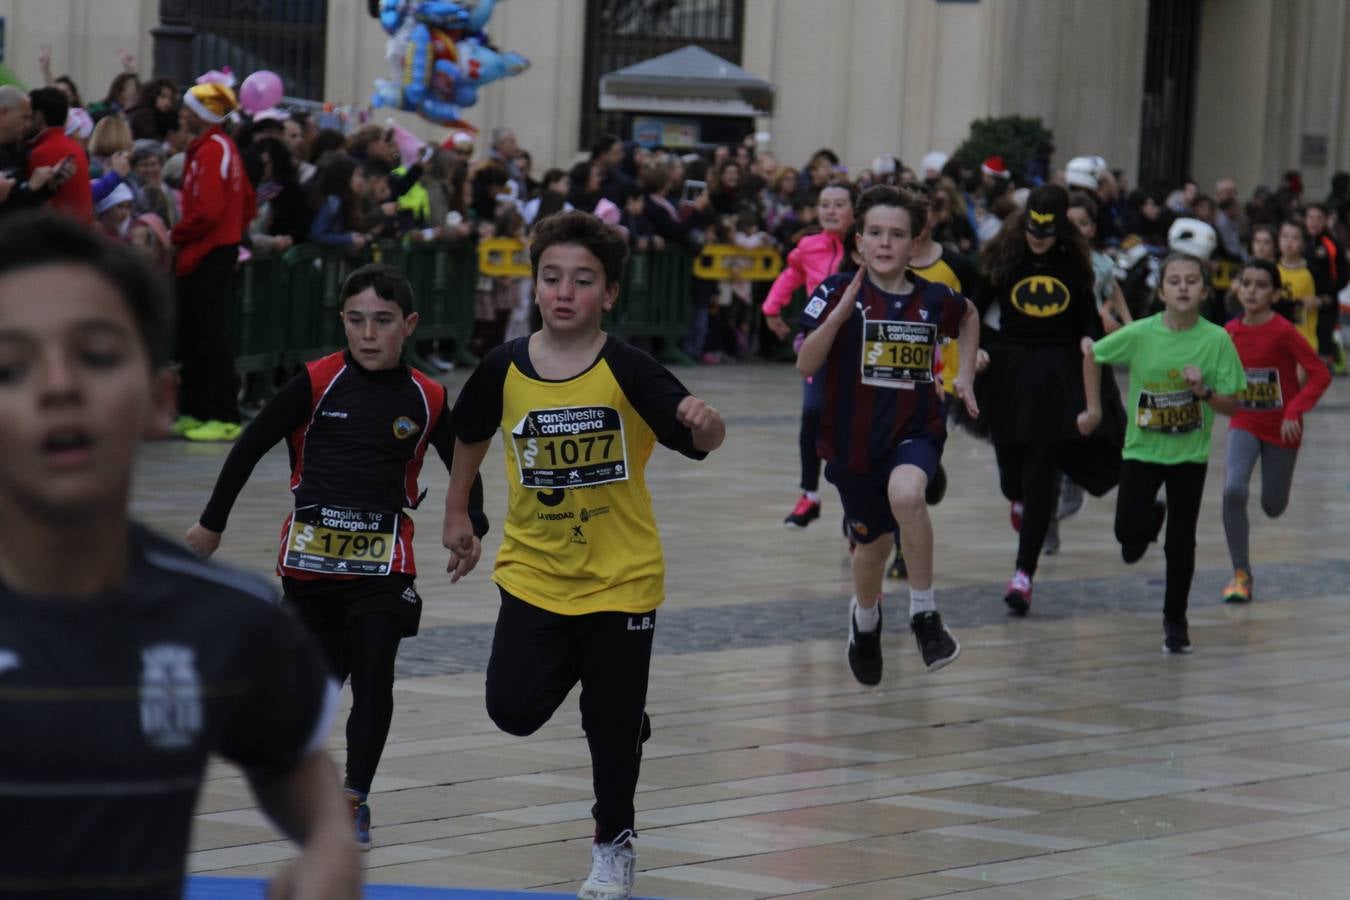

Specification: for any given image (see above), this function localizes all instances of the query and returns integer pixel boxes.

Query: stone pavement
[130,361,1350,898]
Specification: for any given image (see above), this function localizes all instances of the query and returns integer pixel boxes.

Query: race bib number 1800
[284,505,398,576]
[1136,389,1202,434]
[511,406,629,489]
[861,319,936,389]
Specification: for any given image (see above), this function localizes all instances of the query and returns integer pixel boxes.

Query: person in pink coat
[763,182,854,528]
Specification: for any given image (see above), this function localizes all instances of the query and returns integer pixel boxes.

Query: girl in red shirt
[1221,258,1330,602]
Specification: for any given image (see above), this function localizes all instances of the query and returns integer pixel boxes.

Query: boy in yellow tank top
[444,211,725,900]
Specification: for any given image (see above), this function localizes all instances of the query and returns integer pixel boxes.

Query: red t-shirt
[1225,313,1330,447]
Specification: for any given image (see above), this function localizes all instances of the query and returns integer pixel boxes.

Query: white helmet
[1167,217,1217,260]
[1065,155,1107,191]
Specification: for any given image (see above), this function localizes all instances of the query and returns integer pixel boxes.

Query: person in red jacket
[1221,258,1330,603]
[171,81,256,442]
[26,87,92,222]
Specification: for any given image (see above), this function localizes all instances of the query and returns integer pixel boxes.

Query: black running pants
[485,589,655,843]
[308,612,404,795]
[174,244,241,424]
[994,441,1060,577]
[1115,459,1208,623]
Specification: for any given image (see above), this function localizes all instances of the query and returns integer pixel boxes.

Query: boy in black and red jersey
[796,186,980,686]
[0,213,358,898]
[187,263,488,851]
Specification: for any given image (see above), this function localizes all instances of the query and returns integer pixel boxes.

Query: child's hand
[828,269,865,323]
[1182,364,1205,394]
[442,512,480,583]
[677,395,725,451]
[765,313,789,339]
[953,376,979,420]
[1280,417,1302,443]
[975,348,990,372]
[676,396,719,432]
[1076,408,1102,436]
[184,523,222,559]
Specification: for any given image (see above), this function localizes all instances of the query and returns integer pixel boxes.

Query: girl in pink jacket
[764,182,854,527]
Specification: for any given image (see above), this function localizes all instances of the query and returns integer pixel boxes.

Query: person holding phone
[26,87,92,222]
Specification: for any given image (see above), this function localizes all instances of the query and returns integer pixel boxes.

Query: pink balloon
[240,70,284,113]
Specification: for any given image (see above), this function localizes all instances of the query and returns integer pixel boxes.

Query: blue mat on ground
[187,875,661,899]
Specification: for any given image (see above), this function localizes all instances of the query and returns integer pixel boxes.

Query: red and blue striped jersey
[800,272,967,473]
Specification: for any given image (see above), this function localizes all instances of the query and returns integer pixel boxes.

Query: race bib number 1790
[284,505,398,576]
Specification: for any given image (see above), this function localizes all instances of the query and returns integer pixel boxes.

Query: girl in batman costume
[965,185,1125,614]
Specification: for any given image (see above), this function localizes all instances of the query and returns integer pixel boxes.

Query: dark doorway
[1137,0,1202,193]
[156,0,327,101]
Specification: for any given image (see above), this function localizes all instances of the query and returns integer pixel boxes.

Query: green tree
[953,116,1054,186]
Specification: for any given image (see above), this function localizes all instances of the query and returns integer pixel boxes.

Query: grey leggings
[1222,428,1299,572]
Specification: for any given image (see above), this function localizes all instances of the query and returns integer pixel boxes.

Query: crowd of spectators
[3,50,1346,437]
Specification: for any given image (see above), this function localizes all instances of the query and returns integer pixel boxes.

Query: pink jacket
[762,230,847,316]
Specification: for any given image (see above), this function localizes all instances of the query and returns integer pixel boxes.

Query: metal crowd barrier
[226,240,708,385]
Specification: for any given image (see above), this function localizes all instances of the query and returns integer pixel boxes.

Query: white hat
[921,151,949,175]
[95,182,135,215]
[1167,217,1217,260]
[872,155,898,176]
[1066,155,1107,191]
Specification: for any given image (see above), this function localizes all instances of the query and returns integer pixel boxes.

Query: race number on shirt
[1136,389,1201,434]
[511,406,629,488]
[284,505,398,576]
[860,319,936,389]
[1237,367,1282,410]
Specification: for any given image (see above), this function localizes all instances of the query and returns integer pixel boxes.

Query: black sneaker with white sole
[910,610,960,671]
[1162,618,1193,655]
[846,599,883,686]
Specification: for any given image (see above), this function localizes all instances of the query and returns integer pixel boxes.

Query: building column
[151,0,194,86]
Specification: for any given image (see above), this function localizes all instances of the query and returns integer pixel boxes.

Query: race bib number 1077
[511,406,629,489]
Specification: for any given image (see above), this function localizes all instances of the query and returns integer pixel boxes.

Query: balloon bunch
[370,0,529,127]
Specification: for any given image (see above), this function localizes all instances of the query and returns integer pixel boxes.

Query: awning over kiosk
[599,44,775,117]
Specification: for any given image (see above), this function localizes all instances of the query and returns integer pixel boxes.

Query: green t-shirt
[1093,313,1246,464]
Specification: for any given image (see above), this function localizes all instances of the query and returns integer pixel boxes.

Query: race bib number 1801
[861,319,936,389]
[511,406,629,488]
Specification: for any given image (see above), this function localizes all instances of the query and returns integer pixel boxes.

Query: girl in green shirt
[1083,253,1246,653]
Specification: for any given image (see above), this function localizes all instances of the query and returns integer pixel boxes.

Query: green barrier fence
[226,244,703,391]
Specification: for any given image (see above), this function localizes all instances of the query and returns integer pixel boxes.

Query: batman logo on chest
[1010,275,1071,317]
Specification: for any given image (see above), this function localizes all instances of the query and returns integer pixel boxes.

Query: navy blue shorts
[824,435,943,545]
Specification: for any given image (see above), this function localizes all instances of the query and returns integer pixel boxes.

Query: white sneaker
[578,831,636,899]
